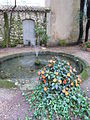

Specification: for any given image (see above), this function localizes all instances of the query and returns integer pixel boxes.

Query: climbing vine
[2,12,9,47]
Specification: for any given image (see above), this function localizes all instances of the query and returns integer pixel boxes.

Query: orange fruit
[42,70,44,75]
[49,60,53,63]
[44,67,46,71]
[62,89,66,93]
[38,71,41,76]
[53,78,57,83]
[66,87,69,91]
[53,60,56,63]
[42,75,46,79]
[44,79,46,84]
[63,80,66,84]
[44,87,47,91]
[67,62,70,66]
[48,64,51,68]
[70,69,72,73]
[65,91,69,96]
[75,80,77,84]
[58,80,62,84]
[73,68,76,72]
[71,82,73,86]
[67,73,70,77]
[75,83,78,87]
[56,72,58,76]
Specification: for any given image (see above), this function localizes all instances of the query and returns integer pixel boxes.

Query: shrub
[23,57,90,120]
[58,39,67,46]
[35,23,49,46]
[81,40,90,49]
[86,41,90,48]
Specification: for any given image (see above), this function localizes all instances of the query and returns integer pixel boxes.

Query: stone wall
[0,11,46,44]
[46,0,80,46]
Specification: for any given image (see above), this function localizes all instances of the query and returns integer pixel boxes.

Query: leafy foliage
[10,14,23,47]
[35,23,49,46]
[58,39,67,46]
[3,12,9,47]
[0,79,16,88]
[81,40,90,49]
[23,57,90,120]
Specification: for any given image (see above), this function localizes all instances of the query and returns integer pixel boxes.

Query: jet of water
[31,36,39,58]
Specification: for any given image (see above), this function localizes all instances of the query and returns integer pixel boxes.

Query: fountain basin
[0,51,86,89]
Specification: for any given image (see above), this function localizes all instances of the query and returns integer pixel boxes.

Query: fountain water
[30,34,40,65]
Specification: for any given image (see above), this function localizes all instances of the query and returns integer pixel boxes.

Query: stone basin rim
[0,51,87,76]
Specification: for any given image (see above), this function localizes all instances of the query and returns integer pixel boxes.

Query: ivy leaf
[48,75,50,80]
[55,84,58,89]
[84,115,89,120]
[72,96,77,101]
[77,98,81,105]
[54,104,56,111]
[52,83,55,86]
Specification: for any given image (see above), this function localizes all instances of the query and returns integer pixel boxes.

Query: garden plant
[23,57,90,120]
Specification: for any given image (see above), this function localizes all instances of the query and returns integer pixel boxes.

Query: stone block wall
[0,10,46,45]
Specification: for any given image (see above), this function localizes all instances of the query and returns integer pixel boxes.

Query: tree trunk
[85,0,90,42]
[77,0,85,44]
[85,20,90,42]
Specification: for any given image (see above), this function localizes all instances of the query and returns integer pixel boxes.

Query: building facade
[46,0,80,46]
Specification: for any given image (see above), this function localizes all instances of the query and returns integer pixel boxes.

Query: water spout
[31,36,39,58]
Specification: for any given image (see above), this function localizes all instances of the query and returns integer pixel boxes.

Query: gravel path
[0,88,29,120]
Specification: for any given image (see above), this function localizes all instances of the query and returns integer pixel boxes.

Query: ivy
[3,12,9,47]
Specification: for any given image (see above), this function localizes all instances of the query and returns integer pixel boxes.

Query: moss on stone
[58,39,67,46]
[0,80,16,89]
[80,66,90,81]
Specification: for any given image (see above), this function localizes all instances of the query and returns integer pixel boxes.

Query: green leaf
[54,104,56,111]
[55,84,58,89]
[72,96,77,101]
